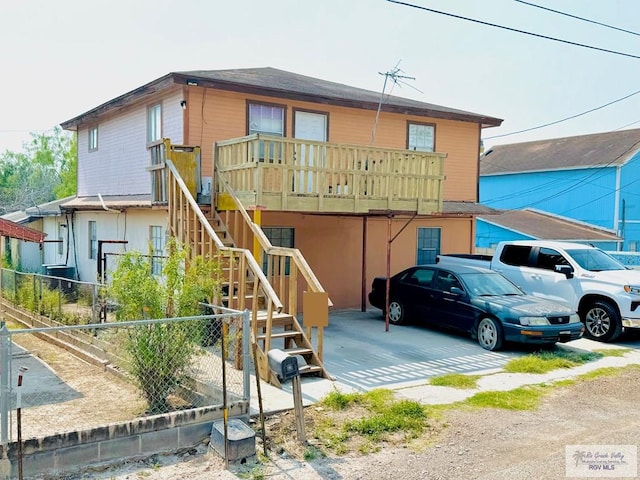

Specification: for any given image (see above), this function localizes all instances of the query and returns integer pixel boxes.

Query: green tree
[0,126,76,213]
[108,240,222,413]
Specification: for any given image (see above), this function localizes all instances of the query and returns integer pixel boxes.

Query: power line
[514,0,640,37]
[614,119,640,131]
[484,88,640,140]
[386,0,640,60]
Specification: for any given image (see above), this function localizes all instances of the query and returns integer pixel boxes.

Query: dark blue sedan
[368,264,584,350]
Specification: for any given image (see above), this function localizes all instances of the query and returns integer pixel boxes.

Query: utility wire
[484,88,640,139]
[514,0,640,37]
[386,0,640,60]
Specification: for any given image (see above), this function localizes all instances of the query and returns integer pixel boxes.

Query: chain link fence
[0,269,101,325]
[0,308,250,443]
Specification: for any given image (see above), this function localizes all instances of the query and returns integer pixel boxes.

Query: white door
[294,111,327,193]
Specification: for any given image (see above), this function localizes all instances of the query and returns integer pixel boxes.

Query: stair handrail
[215,164,332,306]
[165,160,284,312]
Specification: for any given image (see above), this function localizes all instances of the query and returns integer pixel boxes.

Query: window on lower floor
[149,225,164,275]
[88,221,97,260]
[407,122,435,152]
[262,227,294,275]
[416,227,441,264]
[58,224,65,256]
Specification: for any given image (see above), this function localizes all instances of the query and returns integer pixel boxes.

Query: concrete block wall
[0,402,249,479]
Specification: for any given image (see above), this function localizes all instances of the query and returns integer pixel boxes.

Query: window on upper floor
[248,102,286,162]
[407,122,435,152]
[88,126,98,151]
[248,103,285,137]
[147,103,162,144]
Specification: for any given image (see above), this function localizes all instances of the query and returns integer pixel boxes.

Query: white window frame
[149,225,164,275]
[147,103,162,144]
[248,103,285,137]
[88,221,97,260]
[88,126,98,151]
[407,122,435,153]
[57,224,65,256]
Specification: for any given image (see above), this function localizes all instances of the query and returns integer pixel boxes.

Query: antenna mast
[371,61,418,145]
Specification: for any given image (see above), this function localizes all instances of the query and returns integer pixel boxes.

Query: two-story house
[51,67,502,383]
[479,128,640,251]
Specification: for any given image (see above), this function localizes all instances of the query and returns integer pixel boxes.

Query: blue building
[480,128,640,251]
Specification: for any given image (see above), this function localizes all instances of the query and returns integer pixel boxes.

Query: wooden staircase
[162,153,331,388]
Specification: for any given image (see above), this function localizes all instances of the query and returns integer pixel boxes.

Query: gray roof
[1,197,74,224]
[442,201,499,215]
[481,128,640,176]
[478,209,621,242]
[61,67,503,129]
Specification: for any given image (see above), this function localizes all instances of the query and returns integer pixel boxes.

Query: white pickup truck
[437,240,640,342]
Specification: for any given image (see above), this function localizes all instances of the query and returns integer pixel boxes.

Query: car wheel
[388,299,406,325]
[583,300,622,342]
[477,317,503,351]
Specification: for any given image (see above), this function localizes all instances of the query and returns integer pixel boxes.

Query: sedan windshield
[459,272,523,296]
[566,248,625,272]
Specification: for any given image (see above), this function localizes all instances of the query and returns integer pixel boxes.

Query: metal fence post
[242,310,251,403]
[0,324,10,444]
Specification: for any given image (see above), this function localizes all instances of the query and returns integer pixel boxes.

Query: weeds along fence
[0,307,251,443]
[0,269,101,325]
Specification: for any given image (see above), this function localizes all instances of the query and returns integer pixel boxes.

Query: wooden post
[291,375,306,443]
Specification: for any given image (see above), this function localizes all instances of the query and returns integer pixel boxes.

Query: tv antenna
[371,61,422,145]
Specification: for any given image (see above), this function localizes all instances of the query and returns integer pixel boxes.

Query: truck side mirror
[555,264,574,279]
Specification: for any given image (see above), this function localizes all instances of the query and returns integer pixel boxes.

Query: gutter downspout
[98,194,121,213]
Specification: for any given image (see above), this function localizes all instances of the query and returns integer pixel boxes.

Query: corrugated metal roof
[62,67,503,130]
[481,128,640,175]
[478,209,621,242]
[0,218,46,243]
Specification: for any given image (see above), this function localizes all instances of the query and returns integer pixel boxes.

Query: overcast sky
[1,0,639,153]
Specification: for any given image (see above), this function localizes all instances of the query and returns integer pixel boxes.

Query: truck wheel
[583,301,622,342]
[388,299,406,325]
[477,317,503,351]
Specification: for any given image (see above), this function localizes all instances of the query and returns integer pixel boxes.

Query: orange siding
[186,88,480,203]
[262,212,473,310]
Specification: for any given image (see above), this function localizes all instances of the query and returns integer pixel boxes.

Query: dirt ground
[12,323,640,479]
[62,367,640,480]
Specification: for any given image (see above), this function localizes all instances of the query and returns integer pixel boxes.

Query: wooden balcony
[214,134,446,214]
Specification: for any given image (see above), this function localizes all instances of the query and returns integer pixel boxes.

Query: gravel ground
[76,366,640,480]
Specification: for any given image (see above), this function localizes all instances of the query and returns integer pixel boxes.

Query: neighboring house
[1,198,71,273]
[0,216,46,272]
[480,128,640,251]
[476,208,621,253]
[51,67,502,383]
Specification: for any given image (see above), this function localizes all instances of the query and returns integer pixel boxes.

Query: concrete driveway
[321,309,522,391]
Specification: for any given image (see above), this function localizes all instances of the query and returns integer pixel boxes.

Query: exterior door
[416,227,441,265]
[294,111,327,193]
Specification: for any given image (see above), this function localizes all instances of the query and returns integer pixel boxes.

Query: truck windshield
[566,248,625,271]
[460,272,523,296]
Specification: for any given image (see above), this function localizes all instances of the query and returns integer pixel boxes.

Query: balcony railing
[214,134,446,214]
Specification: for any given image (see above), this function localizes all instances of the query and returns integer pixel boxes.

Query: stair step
[255,312,294,327]
[284,347,313,356]
[256,331,301,341]
[299,365,323,375]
